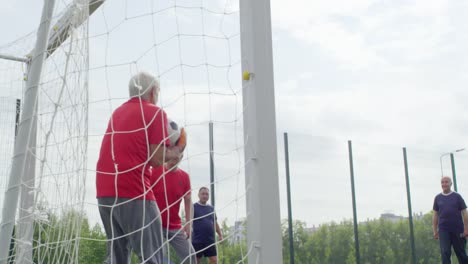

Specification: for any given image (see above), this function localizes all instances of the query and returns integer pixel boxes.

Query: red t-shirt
[96,98,169,200]
[152,167,191,230]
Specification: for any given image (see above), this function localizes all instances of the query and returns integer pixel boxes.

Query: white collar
[441,191,454,196]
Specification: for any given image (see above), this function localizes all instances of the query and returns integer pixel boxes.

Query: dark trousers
[439,231,468,264]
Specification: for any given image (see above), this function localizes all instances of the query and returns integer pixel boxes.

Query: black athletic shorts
[193,242,217,258]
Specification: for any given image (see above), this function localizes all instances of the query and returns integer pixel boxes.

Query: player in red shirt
[153,154,196,264]
[96,71,185,264]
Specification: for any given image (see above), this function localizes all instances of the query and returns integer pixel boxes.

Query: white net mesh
[1,0,252,263]
[0,34,30,205]
[0,0,89,263]
[30,1,90,262]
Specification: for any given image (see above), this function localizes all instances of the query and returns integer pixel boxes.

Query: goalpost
[0,0,97,262]
[0,0,58,262]
[239,0,282,263]
[0,0,282,263]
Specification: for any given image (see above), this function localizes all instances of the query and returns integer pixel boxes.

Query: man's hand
[434,231,439,240]
[184,224,191,240]
[463,228,468,238]
[218,233,223,242]
[462,209,468,237]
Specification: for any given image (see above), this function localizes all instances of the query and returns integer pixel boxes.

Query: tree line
[7,210,451,263]
[282,213,448,264]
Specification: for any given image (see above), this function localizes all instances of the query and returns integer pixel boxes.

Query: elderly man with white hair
[433,176,468,264]
[96,71,185,264]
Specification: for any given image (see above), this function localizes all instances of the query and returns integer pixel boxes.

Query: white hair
[128,71,160,102]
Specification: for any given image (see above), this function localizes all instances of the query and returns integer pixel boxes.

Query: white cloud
[271,0,458,70]
[270,0,468,224]
[272,0,374,27]
[276,71,465,146]
[295,20,384,69]
[272,0,378,69]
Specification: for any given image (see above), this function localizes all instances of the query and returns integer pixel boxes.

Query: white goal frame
[0,0,282,263]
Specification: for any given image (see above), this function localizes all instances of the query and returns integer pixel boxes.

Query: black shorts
[192,242,217,258]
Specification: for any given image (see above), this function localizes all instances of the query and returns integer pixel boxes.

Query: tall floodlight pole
[440,148,465,192]
[239,0,283,263]
[440,152,451,177]
[450,153,458,192]
[0,0,57,262]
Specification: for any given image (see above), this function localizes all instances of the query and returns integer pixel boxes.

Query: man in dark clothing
[433,176,468,264]
[192,187,223,264]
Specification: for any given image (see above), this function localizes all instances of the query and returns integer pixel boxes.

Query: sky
[271,0,468,226]
[0,0,468,231]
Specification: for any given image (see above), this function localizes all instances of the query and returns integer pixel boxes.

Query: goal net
[0,0,257,263]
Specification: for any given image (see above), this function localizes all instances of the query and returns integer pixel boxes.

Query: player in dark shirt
[192,187,223,264]
[433,176,468,264]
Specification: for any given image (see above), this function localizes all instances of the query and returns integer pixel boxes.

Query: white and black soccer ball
[167,119,181,146]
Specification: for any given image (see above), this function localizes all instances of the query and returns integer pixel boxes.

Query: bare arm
[149,125,186,167]
[462,209,468,236]
[149,144,182,168]
[216,221,223,241]
[183,194,192,239]
[433,210,439,239]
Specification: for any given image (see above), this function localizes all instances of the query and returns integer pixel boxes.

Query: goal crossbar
[0,0,104,64]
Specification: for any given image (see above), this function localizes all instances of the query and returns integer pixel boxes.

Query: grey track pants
[163,228,197,264]
[98,197,164,264]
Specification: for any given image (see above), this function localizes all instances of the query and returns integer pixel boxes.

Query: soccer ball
[167,119,181,146]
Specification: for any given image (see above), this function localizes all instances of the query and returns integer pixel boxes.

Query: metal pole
[450,153,458,192]
[0,0,56,262]
[403,147,417,264]
[284,133,295,264]
[440,148,465,178]
[440,153,447,177]
[209,121,215,208]
[0,54,29,63]
[240,0,283,262]
[348,140,360,264]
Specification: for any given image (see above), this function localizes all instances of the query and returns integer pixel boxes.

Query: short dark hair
[199,186,209,193]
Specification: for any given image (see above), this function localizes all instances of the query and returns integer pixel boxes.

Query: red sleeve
[182,170,191,196]
[148,107,170,146]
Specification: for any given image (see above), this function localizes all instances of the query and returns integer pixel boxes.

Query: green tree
[78,222,107,264]
[276,212,447,264]
[11,209,451,263]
